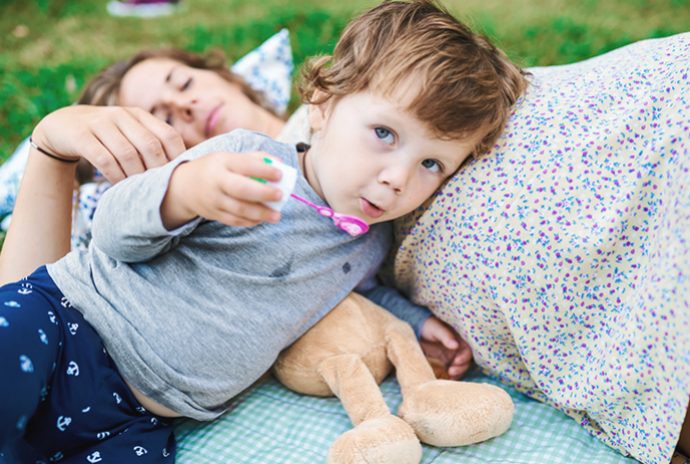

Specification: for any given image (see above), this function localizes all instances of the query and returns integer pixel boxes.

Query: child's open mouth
[360,198,384,219]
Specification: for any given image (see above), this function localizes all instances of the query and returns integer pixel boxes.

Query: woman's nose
[174,98,198,123]
[163,93,198,122]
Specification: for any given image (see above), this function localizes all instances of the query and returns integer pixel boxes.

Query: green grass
[1,0,688,160]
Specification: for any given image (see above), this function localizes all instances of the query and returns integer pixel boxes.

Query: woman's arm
[0,105,186,284]
[0,146,76,284]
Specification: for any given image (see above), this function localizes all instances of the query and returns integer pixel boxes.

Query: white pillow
[0,29,294,224]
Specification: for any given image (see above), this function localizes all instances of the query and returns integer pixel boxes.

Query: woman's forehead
[119,58,183,107]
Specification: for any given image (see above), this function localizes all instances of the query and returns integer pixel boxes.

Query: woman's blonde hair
[300,0,528,156]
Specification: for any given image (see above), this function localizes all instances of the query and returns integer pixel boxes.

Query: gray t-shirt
[47,129,430,421]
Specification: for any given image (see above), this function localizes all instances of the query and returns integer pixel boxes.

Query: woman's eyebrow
[150,66,180,113]
[165,66,178,84]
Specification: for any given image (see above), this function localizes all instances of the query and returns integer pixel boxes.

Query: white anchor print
[38,328,48,344]
[150,417,159,426]
[19,354,34,373]
[49,450,64,461]
[66,361,79,376]
[162,448,171,457]
[3,300,20,308]
[135,406,146,414]
[68,322,79,335]
[86,451,102,463]
[133,446,148,457]
[0,316,8,327]
[47,311,58,325]
[15,415,27,431]
[40,386,49,402]
[96,431,110,440]
[113,392,122,404]
[56,416,71,432]
[17,282,33,295]
[82,406,91,413]
[60,297,71,308]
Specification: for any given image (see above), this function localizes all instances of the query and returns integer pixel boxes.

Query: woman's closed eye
[374,126,395,145]
[421,158,443,173]
[180,77,192,91]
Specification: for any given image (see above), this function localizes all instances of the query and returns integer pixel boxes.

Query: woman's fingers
[81,135,127,183]
[87,107,187,181]
[92,124,146,177]
[113,109,170,169]
[125,107,186,162]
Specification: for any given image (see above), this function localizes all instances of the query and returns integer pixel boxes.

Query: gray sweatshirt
[47,130,430,421]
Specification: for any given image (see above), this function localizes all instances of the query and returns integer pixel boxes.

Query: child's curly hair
[300,0,528,156]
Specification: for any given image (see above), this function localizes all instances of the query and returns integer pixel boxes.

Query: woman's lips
[205,104,224,137]
[360,198,384,219]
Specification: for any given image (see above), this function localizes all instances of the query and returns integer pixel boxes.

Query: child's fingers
[218,195,281,223]
[225,152,284,184]
[220,172,283,204]
[431,321,460,350]
[448,363,472,380]
[216,214,262,228]
[441,334,459,350]
[452,345,473,366]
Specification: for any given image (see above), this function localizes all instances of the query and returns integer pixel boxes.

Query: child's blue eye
[374,127,395,144]
[422,159,442,173]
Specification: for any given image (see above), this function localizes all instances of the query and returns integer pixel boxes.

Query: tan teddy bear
[273,292,514,464]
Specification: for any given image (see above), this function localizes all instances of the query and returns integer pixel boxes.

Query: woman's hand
[32,105,186,183]
[161,151,285,229]
[420,316,474,380]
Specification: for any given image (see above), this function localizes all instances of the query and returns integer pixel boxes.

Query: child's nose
[377,164,411,194]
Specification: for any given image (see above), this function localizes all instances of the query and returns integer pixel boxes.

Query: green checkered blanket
[175,369,640,463]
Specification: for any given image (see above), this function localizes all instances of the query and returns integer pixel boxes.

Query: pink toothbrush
[289,193,369,236]
[259,157,369,237]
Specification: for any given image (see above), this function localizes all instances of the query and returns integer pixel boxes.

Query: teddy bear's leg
[318,353,422,464]
[384,319,514,447]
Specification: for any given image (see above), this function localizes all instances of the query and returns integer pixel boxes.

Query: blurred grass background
[1,0,688,160]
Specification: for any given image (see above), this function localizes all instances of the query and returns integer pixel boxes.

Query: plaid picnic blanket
[175,369,638,463]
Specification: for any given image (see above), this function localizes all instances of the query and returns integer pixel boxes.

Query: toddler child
[0,1,527,462]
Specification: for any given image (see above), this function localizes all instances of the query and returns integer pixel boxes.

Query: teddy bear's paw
[327,414,422,464]
[398,380,514,447]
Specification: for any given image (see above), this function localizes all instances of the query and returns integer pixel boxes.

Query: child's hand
[420,316,473,380]
[162,151,284,229]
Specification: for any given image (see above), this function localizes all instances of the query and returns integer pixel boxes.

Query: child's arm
[91,130,282,263]
[357,281,431,338]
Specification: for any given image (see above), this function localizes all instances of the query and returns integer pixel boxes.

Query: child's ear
[307,92,332,134]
